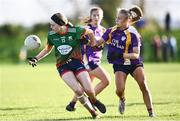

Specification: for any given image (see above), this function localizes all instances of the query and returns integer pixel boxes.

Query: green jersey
[47,26,85,65]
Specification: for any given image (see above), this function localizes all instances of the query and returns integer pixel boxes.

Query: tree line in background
[0,0,179,63]
[0,24,49,63]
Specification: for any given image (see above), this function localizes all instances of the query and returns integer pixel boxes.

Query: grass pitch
[0,63,180,121]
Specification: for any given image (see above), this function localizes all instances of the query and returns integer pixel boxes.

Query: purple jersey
[102,25,142,65]
[83,24,105,64]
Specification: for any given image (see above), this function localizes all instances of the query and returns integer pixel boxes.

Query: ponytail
[79,16,91,24]
[129,6,143,23]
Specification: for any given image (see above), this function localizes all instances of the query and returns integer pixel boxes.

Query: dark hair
[129,6,143,23]
[51,13,73,27]
[118,6,143,24]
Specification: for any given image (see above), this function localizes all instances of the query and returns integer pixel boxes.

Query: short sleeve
[131,33,141,47]
[102,28,111,42]
[47,35,53,45]
[76,26,86,39]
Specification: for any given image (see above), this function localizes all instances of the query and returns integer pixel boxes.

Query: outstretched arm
[35,44,53,61]
[28,44,53,67]
[83,28,96,47]
[84,28,105,46]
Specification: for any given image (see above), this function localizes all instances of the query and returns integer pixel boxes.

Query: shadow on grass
[0,106,41,111]
[106,101,172,108]
[31,114,180,121]
[0,101,172,111]
[28,116,95,121]
[28,115,152,121]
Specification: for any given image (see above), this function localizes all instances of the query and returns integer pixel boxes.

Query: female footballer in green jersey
[27,12,106,119]
[66,7,111,113]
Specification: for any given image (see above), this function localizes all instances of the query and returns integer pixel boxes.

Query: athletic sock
[120,97,125,102]
[147,108,155,117]
[147,108,152,113]
[70,101,76,107]
[77,94,95,112]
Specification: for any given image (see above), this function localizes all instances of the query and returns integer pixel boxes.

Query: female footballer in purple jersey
[95,6,155,117]
[27,12,107,119]
[66,7,111,113]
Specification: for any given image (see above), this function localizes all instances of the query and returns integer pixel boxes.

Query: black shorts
[88,61,99,70]
[57,58,87,77]
[113,63,143,75]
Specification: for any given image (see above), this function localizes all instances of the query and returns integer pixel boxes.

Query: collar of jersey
[58,25,68,35]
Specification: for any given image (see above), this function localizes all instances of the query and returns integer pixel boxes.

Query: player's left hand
[27,57,38,67]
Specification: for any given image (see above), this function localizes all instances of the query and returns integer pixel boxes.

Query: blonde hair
[117,5,143,24]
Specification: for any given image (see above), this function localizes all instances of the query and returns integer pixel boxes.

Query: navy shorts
[88,61,99,70]
[57,58,87,77]
[113,63,143,75]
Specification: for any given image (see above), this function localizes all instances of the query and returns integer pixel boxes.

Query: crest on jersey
[57,45,72,55]
[53,38,59,41]
[121,36,126,41]
[68,36,73,41]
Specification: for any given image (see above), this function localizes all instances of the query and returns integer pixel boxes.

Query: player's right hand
[27,57,38,67]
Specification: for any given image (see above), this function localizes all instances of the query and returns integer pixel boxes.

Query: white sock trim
[82,100,88,106]
[77,94,84,99]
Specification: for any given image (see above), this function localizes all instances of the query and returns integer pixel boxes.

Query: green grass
[0,63,180,121]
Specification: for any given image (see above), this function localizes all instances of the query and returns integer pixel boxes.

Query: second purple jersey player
[66,7,111,113]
